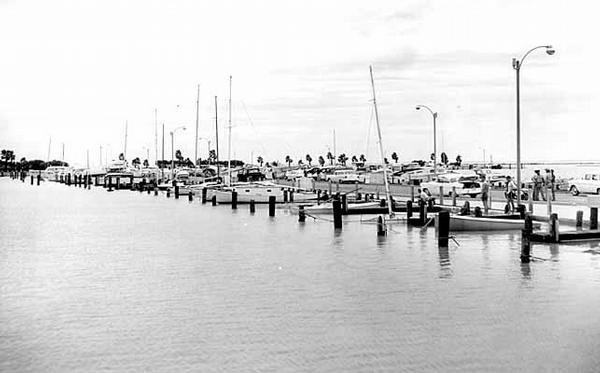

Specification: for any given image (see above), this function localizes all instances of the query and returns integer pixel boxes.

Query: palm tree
[456,155,462,166]
[337,153,348,166]
[119,153,125,161]
[143,159,149,168]
[298,159,304,166]
[391,152,398,163]
[305,154,312,166]
[326,151,334,165]
[441,152,448,166]
[175,150,183,162]
[351,155,358,164]
[359,154,366,163]
[318,156,325,167]
[257,156,264,167]
[285,155,293,167]
[132,157,141,168]
[208,150,217,164]
[384,157,389,165]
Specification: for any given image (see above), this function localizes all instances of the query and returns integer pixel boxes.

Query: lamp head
[546,47,555,55]
[415,106,421,110]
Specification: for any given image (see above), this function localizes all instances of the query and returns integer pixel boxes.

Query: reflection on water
[1,179,600,373]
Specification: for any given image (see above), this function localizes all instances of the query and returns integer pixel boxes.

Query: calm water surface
[1,178,600,372]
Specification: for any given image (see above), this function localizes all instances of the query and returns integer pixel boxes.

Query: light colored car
[285,168,305,181]
[326,169,365,184]
[568,173,600,196]
[421,173,482,198]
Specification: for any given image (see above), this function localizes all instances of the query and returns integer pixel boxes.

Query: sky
[1,0,599,168]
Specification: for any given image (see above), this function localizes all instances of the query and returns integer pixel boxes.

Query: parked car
[326,169,365,184]
[285,168,305,181]
[568,173,600,196]
[421,173,481,198]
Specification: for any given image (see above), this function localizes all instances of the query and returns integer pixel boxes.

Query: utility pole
[155,108,158,166]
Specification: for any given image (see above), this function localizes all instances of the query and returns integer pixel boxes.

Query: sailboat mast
[86,149,89,169]
[161,123,165,180]
[47,136,51,162]
[369,65,393,217]
[228,75,232,186]
[195,84,200,166]
[124,120,128,160]
[215,96,220,180]
[154,108,158,166]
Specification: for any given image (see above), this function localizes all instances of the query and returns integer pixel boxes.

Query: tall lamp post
[170,126,186,174]
[513,45,555,205]
[416,105,438,178]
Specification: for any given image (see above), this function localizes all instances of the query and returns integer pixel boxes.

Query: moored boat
[448,215,541,231]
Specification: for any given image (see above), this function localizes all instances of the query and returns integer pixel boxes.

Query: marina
[2,1,600,371]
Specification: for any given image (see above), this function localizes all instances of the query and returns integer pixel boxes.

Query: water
[1,179,600,372]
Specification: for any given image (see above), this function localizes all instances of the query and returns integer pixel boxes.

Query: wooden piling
[232,191,238,209]
[341,194,348,215]
[116,177,120,190]
[298,205,306,222]
[332,200,342,229]
[437,210,450,247]
[377,215,386,236]
[517,204,526,219]
[250,199,256,213]
[410,186,415,202]
[167,189,171,198]
[521,214,533,263]
[201,188,207,204]
[211,195,217,206]
[328,180,332,195]
[289,190,294,203]
[268,196,276,216]
[283,189,288,203]
[406,200,413,219]
[591,207,598,230]
[317,190,321,205]
[154,187,158,196]
[37,174,41,186]
[174,186,180,199]
[438,186,444,206]
[189,191,194,202]
[546,185,552,216]
[419,200,427,225]
[576,210,583,228]
[549,213,559,243]
[528,188,534,213]
[30,175,34,185]
[452,186,456,206]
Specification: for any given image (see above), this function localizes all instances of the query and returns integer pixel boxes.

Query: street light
[415,105,438,178]
[170,126,186,174]
[512,45,555,206]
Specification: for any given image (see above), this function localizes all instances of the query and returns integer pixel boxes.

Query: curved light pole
[170,126,186,173]
[416,105,438,178]
[513,45,555,205]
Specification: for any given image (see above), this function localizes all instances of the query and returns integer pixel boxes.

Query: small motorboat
[448,215,541,231]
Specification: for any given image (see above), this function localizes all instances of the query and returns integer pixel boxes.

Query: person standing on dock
[546,169,556,201]
[532,170,546,201]
[480,174,490,213]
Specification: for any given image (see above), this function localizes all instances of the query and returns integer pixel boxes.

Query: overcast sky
[1,0,598,167]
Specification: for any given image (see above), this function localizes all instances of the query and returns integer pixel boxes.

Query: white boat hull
[214,188,318,204]
[303,201,382,214]
[448,215,539,231]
